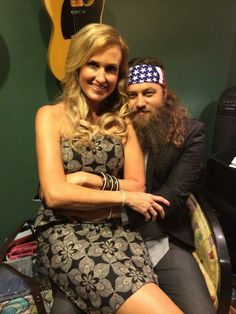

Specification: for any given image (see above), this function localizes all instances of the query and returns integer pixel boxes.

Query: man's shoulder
[184,118,205,146]
[185,118,205,138]
[186,117,204,129]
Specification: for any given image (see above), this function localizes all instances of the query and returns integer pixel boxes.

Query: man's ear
[163,87,168,99]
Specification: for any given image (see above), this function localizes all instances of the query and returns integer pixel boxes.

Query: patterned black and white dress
[35,134,158,314]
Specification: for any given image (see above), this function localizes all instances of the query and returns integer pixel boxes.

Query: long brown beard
[131,107,171,155]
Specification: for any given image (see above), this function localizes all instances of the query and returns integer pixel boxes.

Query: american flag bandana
[128,64,165,86]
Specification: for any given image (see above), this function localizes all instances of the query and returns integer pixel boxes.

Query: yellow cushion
[187,194,219,309]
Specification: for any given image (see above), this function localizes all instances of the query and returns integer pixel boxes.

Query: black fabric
[128,119,205,250]
[205,147,236,207]
[51,285,84,314]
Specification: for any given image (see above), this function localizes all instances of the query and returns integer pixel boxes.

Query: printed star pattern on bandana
[128,64,165,85]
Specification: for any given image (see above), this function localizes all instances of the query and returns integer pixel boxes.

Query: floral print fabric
[61,134,124,177]
[35,134,158,313]
[34,134,124,228]
[38,222,158,313]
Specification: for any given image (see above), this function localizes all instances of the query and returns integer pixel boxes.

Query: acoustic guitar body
[43,0,105,81]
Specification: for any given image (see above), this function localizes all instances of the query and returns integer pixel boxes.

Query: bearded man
[127,57,216,314]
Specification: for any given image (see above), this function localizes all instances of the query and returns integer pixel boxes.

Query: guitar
[43,0,105,81]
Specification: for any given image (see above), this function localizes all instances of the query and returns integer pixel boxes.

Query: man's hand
[124,192,170,222]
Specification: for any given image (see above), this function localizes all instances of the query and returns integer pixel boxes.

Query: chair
[188,189,232,314]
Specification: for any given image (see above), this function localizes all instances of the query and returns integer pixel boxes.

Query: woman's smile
[90,81,108,94]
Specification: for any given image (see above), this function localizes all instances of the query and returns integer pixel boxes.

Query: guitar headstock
[70,0,95,7]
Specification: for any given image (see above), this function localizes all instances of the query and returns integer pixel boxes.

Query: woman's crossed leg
[117,282,183,314]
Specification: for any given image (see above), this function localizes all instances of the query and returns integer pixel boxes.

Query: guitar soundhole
[61,0,103,39]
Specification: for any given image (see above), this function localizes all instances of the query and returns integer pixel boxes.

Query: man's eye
[128,93,136,99]
[145,91,154,97]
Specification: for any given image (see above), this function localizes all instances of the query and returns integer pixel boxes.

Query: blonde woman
[34,23,182,314]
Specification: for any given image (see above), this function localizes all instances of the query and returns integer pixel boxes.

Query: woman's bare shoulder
[36,102,66,120]
[37,101,64,113]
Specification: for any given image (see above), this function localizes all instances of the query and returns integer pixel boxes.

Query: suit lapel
[146,153,155,192]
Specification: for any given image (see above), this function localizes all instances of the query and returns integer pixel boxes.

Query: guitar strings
[72,8,85,33]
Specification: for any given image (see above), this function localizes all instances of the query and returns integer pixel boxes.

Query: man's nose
[136,94,146,108]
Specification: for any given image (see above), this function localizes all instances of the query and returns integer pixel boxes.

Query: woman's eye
[106,65,118,73]
[87,61,98,68]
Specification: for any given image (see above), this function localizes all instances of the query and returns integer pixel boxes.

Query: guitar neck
[43,0,105,81]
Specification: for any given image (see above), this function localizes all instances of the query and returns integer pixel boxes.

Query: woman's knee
[116,283,183,314]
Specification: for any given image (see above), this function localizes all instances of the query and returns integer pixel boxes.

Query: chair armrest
[193,188,232,314]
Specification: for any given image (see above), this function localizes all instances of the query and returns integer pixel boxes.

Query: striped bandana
[128,64,165,86]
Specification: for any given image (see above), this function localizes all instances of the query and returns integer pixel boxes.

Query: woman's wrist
[66,172,102,189]
[120,190,126,207]
[97,172,120,191]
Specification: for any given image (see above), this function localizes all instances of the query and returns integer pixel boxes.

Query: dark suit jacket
[127,119,205,252]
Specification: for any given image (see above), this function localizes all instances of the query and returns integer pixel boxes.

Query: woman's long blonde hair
[61,23,130,143]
